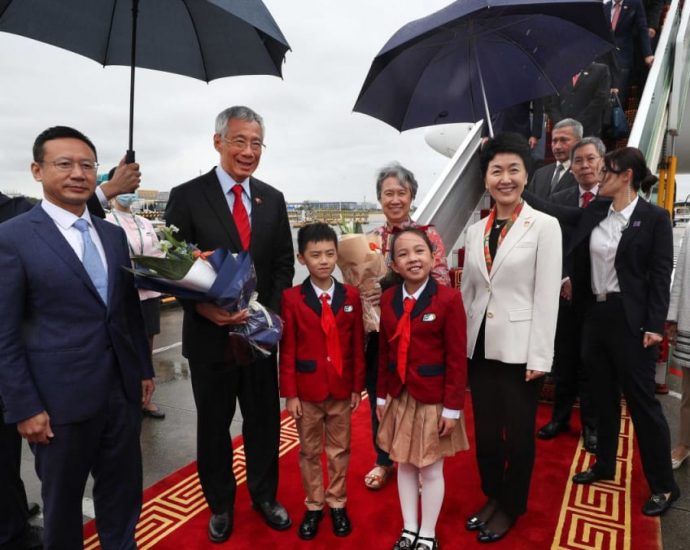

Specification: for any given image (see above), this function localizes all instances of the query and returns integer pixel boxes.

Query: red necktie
[390,297,416,384]
[572,73,580,87]
[611,1,622,30]
[320,294,343,377]
[231,184,251,250]
[581,191,595,208]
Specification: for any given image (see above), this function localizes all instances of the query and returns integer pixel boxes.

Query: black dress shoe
[208,512,232,543]
[537,421,569,440]
[414,535,439,549]
[298,510,323,540]
[477,523,512,543]
[642,487,680,516]
[253,500,292,530]
[582,426,598,454]
[466,515,486,531]
[393,529,418,549]
[572,468,613,485]
[330,507,352,537]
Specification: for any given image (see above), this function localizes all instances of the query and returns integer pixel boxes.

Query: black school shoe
[642,487,680,516]
[298,510,323,540]
[330,507,352,536]
[393,529,418,549]
[415,535,440,549]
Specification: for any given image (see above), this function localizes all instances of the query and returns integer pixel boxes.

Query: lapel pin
[422,313,436,322]
[523,220,530,227]
[254,197,262,205]
[632,220,641,227]
[344,305,353,313]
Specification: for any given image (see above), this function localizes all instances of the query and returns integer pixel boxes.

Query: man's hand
[648,28,657,39]
[142,379,155,407]
[666,322,678,345]
[526,370,546,382]
[100,156,141,200]
[438,417,457,437]
[644,55,655,67]
[350,392,361,412]
[560,279,572,301]
[18,411,53,444]
[643,332,663,348]
[528,136,538,150]
[195,303,249,326]
[611,88,620,95]
[286,397,302,419]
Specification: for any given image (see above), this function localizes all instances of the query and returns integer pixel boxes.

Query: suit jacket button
[486,312,494,319]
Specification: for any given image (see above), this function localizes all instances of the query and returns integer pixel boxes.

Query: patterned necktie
[231,184,251,250]
[320,294,343,376]
[550,164,564,190]
[581,191,595,208]
[390,297,416,384]
[611,0,622,30]
[73,219,108,305]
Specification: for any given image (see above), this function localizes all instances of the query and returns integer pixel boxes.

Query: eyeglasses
[42,159,99,173]
[222,137,265,152]
[601,166,626,176]
[572,155,601,166]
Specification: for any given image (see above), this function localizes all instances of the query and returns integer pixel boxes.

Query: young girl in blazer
[376,227,469,550]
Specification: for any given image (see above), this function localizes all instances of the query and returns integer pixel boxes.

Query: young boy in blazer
[279,223,366,540]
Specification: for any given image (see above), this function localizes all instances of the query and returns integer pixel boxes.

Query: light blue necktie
[73,218,108,305]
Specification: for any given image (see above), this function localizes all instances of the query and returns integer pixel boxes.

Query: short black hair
[479,132,531,177]
[390,227,434,259]
[297,223,338,255]
[33,126,98,163]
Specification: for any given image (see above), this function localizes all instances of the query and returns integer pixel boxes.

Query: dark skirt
[140,297,161,337]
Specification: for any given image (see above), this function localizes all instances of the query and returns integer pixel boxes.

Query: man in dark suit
[544,62,611,137]
[537,137,606,453]
[604,0,654,108]
[483,99,544,151]
[165,106,295,543]
[0,126,155,549]
[527,118,582,198]
[0,193,42,550]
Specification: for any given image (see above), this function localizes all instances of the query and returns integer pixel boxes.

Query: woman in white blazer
[461,134,562,543]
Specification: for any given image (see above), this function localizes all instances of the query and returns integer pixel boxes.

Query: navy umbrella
[0,0,290,161]
[353,0,614,135]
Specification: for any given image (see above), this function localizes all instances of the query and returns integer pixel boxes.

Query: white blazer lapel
[471,223,491,283]
[489,204,536,279]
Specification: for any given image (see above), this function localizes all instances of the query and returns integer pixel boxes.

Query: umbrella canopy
[353,0,614,134]
[0,0,290,158]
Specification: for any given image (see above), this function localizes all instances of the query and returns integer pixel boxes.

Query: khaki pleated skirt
[376,390,469,468]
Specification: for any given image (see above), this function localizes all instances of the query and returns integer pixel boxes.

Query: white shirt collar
[215,165,251,198]
[311,277,335,301]
[608,196,639,221]
[557,160,571,172]
[579,184,599,196]
[403,277,429,301]
[41,198,93,229]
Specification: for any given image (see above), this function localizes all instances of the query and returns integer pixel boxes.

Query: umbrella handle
[126,150,136,163]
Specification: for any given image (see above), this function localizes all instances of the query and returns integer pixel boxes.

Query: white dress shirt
[310,278,335,301]
[215,166,253,223]
[590,196,638,294]
[41,199,108,270]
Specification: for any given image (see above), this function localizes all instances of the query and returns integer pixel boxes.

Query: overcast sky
[0,0,457,203]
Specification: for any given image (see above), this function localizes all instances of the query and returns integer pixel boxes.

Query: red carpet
[84,396,660,549]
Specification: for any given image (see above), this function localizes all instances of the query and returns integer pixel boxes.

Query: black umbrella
[0,0,290,161]
[353,0,614,136]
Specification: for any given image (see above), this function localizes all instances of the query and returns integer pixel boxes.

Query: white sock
[397,462,420,538]
[418,459,445,539]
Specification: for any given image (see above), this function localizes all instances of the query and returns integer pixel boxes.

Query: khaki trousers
[680,370,690,447]
[295,398,352,510]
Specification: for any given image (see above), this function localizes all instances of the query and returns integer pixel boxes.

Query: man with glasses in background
[538,137,606,454]
[0,126,155,548]
[166,106,294,543]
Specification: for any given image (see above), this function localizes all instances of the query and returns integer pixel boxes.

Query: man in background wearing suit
[165,106,295,543]
[544,62,611,137]
[0,126,155,549]
[605,0,654,109]
[0,192,41,550]
[528,118,582,198]
[537,137,606,453]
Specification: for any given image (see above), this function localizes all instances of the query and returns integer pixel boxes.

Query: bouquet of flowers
[336,223,387,333]
[127,226,282,356]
